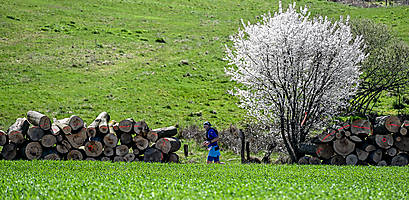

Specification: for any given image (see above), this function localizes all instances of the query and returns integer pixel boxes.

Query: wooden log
[27,111,51,130]
[22,142,43,160]
[297,156,309,165]
[374,116,401,134]
[391,153,409,166]
[95,112,110,134]
[53,119,71,135]
[308,157,321,165]
[103,147,114,157]
[356,148,369,161]
[87,120,98,138]
[108,120,116,134]
[50,124,61,136]
[395,136,409,152]
[133,136,149,151]
[144,147,163,162]
[0,130,7,146]
[124,153,135,162]
[113,156,125,162]
[65,127,87,149]
[386,147,397,157]
[8,130,25,145]
[375,134,393,149]
[56,134,63,143]
[41,134,57,148]
[8,118,29,144]
[316,129,336,143]
[113,123,120,132]
[349,135,362,143]
[167,153,179,163]
[56,140,71,154]
[362,143,377,152]
[101,157,111,161]
[377,160,388,166]
[84,141,103,157]
[67,149,83,160]
[316,143,334,159]
[155,126,178,139]
[345,131,351,137]
[132,147,140,156]
[368,149,383,164]
[400,127,407,136]
[103,133,118,148]
[351,119,372,136]
[134,120,149,136]
[330,155,345,165]
[155,137,181,154]
[346,154,358,165]
[1,143,17,160]
[335,132,343,140]
[61,115,84,131]
[115,145,129,156]
[27,126,45,141]
[85,157,97,161]
[119,133,132,146]
[147,131,159,142]
[333,138,355,156]
[42,149,60,160]
[118,118,134,133]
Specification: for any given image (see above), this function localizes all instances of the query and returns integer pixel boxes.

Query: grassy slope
[0,160,408,199]
[0,0,408,131]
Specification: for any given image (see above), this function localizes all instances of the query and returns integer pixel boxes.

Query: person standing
[203,121,221,164]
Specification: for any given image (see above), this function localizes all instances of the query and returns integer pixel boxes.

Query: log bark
[124,153,135,162]
[395,136,409,152]
[356,148,369,161]
[346,154,358,165]
[153,126,178,139]
[0,130,7,146]
[317,129,336,143]
[374,116,401,134]
[155,137,181,154]
[1,143,17,160]
[118,118,134,133]
[103,133,118,148]
[56,140,71,154]
[134,120,149,136]
[67,149,83,160]
[96,112,110,134]
[333,138,355,156]
[27,126,45,141]
[61,115,84,131]
[8,130,25,145]
[84,141,103,157]
[184,144,188,157]
[50,124,61,136]
[115,145,129,156]
[41,134,57,148]
[103,147,114,157]
[87,120,98,138]
[8,118,29,144]
[53,119,71,135]
[374,134,393,149]
[330,155,345,165]
[386,147,397,157]
[27,111,51,130]
[65,127,87,149]
[167,153,179,163]
[147,131,159,142]
[144,147,163,162]
[22,142,43,160]
[368,149,383,164]
[119,133,132,146]
[351,119,372,136]
[308,157,321,165]
[391,154,409,166]
[316,143,334,159]
[133,136,149,151]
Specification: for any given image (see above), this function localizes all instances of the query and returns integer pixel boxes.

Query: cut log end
[23,142,43,160]
[115,145,129,156]
[41,134,57,148]
[67,150,83,160]
[27,111,51,130]
[84,141,103,157]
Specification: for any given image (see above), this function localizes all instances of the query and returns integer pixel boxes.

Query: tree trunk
[356,148,369,161]
[41,134,57,148]
[27,126,45,141]
[118,118,134,133]
[27,111,51,130]
[65,127,87,149]
[119,133,132,146]
[391,154,409,166]
[103,133,118,148]
[374,134,393,149]
[153,126,178,139]
[368,149,383,164]
[246,141,250,161]
[333,138,355,156]
[115,145,129,156]
[1,143,17,160]
[84,141,103,157]
[316,143,334,159]
[0,130,7,146]
[308,157,321,165]
[22,142,43,160]
[144,147,163,162]
[53,119,72,135]
[374,116,401,134]
[351,119,372,136]
[133,136,149,151]
[346,154,358,165]
[103,147,114,157]
[56,140,71,154]
[394,136,409,151]
[155,137,181,154]
[124,153,135,162]
[330,155,345,165]
[67,149,83,160]
[262,142,276,163]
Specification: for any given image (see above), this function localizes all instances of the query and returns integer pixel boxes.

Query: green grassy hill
[1,0,408,130]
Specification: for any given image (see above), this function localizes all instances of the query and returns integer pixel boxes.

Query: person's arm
[209,137,219,143]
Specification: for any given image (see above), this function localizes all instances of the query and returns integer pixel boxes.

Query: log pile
[299,116,409,166]
[0,111,181,163]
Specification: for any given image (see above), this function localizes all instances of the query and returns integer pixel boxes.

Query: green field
[0,160,408,199]
[1,0,409,130]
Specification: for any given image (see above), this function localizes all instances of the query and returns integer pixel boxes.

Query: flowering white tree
[225,3,366,162]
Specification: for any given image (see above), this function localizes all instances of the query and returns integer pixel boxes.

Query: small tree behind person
[202,121,221,164]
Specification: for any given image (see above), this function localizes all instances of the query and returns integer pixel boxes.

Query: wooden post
[184,144,188,157]
[246,141,250,161]
[240,129,245,163]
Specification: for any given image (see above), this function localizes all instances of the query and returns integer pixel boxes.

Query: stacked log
[299,116,409,166]
[0,111,182,163]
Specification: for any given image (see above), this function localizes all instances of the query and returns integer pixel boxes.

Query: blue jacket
[206,128,218,147]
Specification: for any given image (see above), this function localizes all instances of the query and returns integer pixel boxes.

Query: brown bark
[27,111,51,130]
[155,137,181,154]
[84,141,103,157]
[115,145,129,156]
[0,130,7,146]
[374,116,401,134]
[395,136,409,152]
[333,138,355,156]
[22,142,43,160]
[67,149,83,160]
[351,119,372,136]
[346,154,358,165]
[118,118,134,133]
[144,147,163,162]
[153,126,178,139]
[103,133,118,148]
[1,143,17,160]
[316,143,334,159]
[41,134,57,148]
[133,136,149,151]
[375,134,393,149]
[65,127,87,149]
[27,126,45,141]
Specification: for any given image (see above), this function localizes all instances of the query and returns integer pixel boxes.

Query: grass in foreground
[0,160,408,199]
